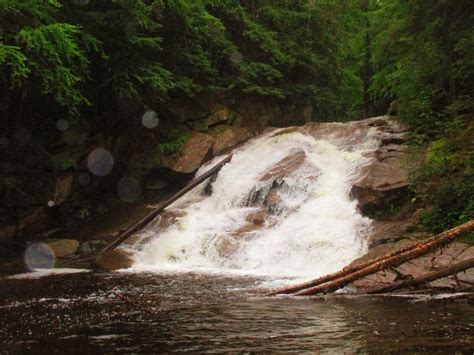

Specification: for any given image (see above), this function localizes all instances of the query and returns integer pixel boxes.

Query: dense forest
[0,0,473,244]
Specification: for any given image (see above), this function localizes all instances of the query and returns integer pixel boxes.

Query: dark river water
[0,271,473,353]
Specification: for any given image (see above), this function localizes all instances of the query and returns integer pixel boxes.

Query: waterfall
[128,122,381,283]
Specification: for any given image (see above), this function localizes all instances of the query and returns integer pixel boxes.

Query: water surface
[1,272,473,353]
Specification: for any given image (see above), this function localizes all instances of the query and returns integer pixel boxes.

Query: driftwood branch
[67,154,232,265]
[270,221,474,295]
[365,257,474,294]
[270,220,474,296]
[294,220,474,296]
[98,154,233,254]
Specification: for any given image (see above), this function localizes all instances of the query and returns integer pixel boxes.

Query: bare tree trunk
[365,257,474,294]
[270,222,470,296]
[293,220,474,296]
[66,154,233,266]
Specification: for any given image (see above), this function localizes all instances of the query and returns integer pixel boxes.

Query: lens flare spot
[117,176,142,202]
[56,119,69,132]
[142,110,159,129]
[24,243,55,271]
[47,200,55,207]
[87,148,114,176]
[230,51,243,64]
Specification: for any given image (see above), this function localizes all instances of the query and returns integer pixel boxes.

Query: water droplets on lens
[24,243,55,270]
[56,119,69,132]
[87,148,114,176]
[117,176,142,202]
[142,110,159,129]
[230,51,243,64]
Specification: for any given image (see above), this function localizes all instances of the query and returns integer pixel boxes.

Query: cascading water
[128,122,381,283]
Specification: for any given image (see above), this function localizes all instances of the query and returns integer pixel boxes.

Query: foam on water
[129,125,380,283]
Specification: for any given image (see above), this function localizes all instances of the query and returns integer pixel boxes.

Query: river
[1,271,473,353]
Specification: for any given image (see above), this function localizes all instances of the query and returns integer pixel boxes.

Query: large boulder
[350,240,474,291]
[368,212,423,248]
[166,132,214,173]
[44,239,79,257]
[189,105,231,131]
[350,155,410,214]
[211,127,252,155]
[94,249,134,270]
[348,118,411,214]
[51,175,73,206]
[260,149,308,182]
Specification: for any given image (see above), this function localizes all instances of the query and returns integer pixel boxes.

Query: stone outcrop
[166,132,214,173]
[350,240,474,290]
[349,118,411,214]
[44,239,79,258]
[336,116,474,293]
[94,249,134,270]
[51,175,73,206]
[211,127,252,155]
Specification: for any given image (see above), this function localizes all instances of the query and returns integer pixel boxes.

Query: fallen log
[270,222,466,295]
[365,257,474,294]
[98,154,233,253]
[66,154,232,265]
[294,220,474,296]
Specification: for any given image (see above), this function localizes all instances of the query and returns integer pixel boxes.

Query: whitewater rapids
[128,122,381,283]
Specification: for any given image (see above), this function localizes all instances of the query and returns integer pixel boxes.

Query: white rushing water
[129,123,381,283]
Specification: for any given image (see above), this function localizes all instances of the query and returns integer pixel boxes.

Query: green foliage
[0,0,94,114]
[155,127,191,156]
[368,1,474,233]
[1,0,371,122]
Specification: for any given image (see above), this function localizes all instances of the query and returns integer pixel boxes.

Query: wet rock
[369,213,423,248]
[189,105,230,131]
[79,241,94,255]
[349,238,474,291]
[144,176,168,190]
[375,144,408,161]
[215,237,239,258]
[216,222,263,258]
[233,222,261,235]
[260,150,307,181]
[0,225,17,243]
[155,210,187,231]
[52,175,73,206]
[350,156,410,214]
[166,132,214,173]
[264,188,283,215]
[19,207,47,232]
[94,249,134,270]
[245,209,266,225]
[44,239,79,257]
[212,127,252,155]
